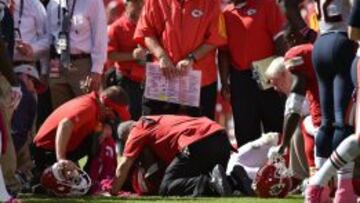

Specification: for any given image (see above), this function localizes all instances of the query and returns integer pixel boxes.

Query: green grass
[20,195,304,203]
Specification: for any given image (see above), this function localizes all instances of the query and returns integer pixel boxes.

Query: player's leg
[159,131,232,196]
[331,33,356,203]
[311,34,336,169]
[306,33,336,203]
[306,45,359,203]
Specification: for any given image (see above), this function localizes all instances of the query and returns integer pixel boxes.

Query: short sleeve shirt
[123,115,224,165]
[34,92,100,151]
[134,0,227,86]
[223,0,285,70]
[108,15,145,82]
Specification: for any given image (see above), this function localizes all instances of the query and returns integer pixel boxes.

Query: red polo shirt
[134,0,227,86]
[108,15,145,82]
[34,92,100,152]
[123,115,224,165]
[285,44,321,127]
[223,0,285,70]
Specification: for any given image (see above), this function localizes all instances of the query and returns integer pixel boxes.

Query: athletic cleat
[5,197,22,203]
[209,164,232,196]
[230,165,255,196]
[304,185,330,203]
[333,179,357,203]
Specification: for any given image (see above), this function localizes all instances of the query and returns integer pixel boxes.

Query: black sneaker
[229,165,255,196]
[209,164,232,196]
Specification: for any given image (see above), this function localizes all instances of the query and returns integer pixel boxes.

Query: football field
[21,195,304,203]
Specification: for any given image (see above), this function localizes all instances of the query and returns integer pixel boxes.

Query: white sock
[310,135,360,186]
[337,162,354,180]
[315,157,327,170]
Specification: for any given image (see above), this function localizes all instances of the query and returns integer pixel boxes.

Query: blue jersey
[315,0,352,34]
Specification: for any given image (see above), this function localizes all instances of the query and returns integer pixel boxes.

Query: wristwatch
[187,52,197,62]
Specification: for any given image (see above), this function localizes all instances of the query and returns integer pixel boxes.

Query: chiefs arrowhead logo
[191,9,203,18]
[247,8,256,16]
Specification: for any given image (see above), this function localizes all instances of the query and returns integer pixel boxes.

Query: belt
[13,61,35,66]
[70,53,91,60]
[54,53,91,61]
[320,31,347,37]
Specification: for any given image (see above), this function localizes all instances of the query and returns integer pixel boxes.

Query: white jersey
[316,0,352,34]
[357,42,360,57]
[226,132,279,180]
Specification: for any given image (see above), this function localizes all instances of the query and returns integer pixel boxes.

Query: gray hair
[265,57,285,79]
[117,120,135,140]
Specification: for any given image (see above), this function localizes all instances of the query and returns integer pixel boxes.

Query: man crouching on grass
[32,86,129,189]
[112,115,236,197]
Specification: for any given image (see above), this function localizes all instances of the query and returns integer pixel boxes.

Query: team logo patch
[191,9,203,18]
[247,8,256,16]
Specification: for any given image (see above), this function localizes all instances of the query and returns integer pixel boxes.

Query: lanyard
[57,0,77,27]
[14,0,24,39]
[17,0,24,27]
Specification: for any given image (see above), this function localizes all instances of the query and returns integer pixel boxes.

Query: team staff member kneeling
[32,86,129,183]
[112,115,235,196]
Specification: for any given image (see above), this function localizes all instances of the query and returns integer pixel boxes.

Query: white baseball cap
[14,64,46,93]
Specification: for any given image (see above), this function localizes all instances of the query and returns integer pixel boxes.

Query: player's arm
[176,43,217,75]
[218,49,231,100]
[278,73,306,154]
[144,36,177,79]
[108,51,135,62]
[111,156,135,194]
[54,118,80,174]
[189,44,216,62]
[55,118,74,161]
[144,36,169,62]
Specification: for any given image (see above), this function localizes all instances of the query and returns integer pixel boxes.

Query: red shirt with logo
[108,15,145,82]
[285,44,321,127]
[123,115,224,164]
[134,0,227,86]
[222,0,285,70]
[34,92,100,152]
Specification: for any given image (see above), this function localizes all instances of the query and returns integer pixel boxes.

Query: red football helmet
[40,162,92,197]
[252,156,293,198]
